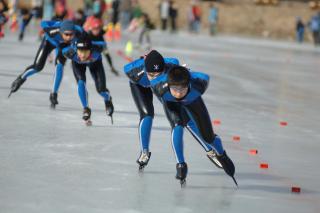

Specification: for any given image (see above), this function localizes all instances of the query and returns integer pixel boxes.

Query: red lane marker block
[116,50,133,62]
[232,136,240,142]
[260,163,269,169]
[291,186,301,193]
[212,119,221,125]
[280,121,288,126]
[249,149,258,155]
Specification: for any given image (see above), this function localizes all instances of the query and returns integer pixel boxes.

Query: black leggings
[22,38,66,75]
[163,101,189,128]
[130,82,154,120]
[72,59,108,93]
[183,97,216,143]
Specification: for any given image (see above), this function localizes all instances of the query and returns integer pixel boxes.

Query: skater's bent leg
[163,102,186,163]
[184,97,224,155]
[21,38,55,80]
[171,125,185,163]
[186,119,212,152]
[52,63,64,93]
[52,52,67,93]
[139,116,153,152]
[89,60,111,102]
[103,50,114,68]
[130,82,154,151]
[72,61,88,108]
[78,80,88,108]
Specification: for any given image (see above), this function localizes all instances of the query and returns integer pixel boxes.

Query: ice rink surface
[1,29,320,213]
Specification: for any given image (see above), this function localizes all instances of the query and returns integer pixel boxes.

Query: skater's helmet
[60,20,75,33]
[167,66,190,88]
[76,35,92,50]
[145,50,165,73]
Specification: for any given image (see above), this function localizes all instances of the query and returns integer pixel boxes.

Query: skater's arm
[41,20,60,31]
[123,58,145,83]
[190,72,210,94]
[164,57,180,66]
[62,46,76,60]
[91,41,106,52]
[149,74,171,98]
[74,25,84,33]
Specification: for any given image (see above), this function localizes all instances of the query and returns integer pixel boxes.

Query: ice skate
[136,151,151,171]
[8,75,26,97]
[49,92,58,109]
[206,150,223,169]
[176,162,188,187]
[82,107,92,126]
[217,151,238,187]
[105,98,114,124]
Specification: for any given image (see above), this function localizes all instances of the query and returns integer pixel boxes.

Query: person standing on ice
[148,63,237,186]
[62,35,114,125]
[123,50,223,172]
[9,20,83,108]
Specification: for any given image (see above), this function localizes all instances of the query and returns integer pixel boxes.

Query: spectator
[132,0,143,19]
[309,14,320,46]
[120,0,132,29]
[159,0,169,31]
[295,17,305,43]
[43,0,54,20]
[112,0,120,25]
[208,2,218,36]
[169,0,178,33]
[191,0,201,33]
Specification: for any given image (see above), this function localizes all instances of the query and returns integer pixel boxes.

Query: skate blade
[50,104,56,109]
[85,120,92,126]
[8,91,12,98]
[180,179,186,188]
[231,176,238,187]
[110,115,114,125]
[206,155,223,169]
[138,165,145,172]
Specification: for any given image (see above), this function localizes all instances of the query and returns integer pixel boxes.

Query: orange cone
[260,163,269,169]
[232,136,240,142]
[212,119,221,125]
[104,23,114,42]
[114,23,121,41]
[291,186,301,193]
[10,14,18,33]
[249,149,258,155]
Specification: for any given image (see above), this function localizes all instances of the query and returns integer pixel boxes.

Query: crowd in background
[296,11,320,46]
[1,0,320,46]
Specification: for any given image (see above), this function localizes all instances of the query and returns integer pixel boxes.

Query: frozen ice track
[0,31,320,213]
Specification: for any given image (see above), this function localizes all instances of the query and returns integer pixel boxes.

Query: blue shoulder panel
[74,25,84,33]
[164,57,179,65]
[123,58,144,74]
[92,41,107,49]
[44,34,59,47]
[41,20,61,30]
[190,71,210,82]
[150,72,167,87]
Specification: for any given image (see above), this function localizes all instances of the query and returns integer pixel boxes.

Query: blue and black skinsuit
[87,29,118,75]
[150,71,225,164]
[123,58,214,156]
[150,69,236,181]
[11,20,83,97]
[62,40,112,110]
